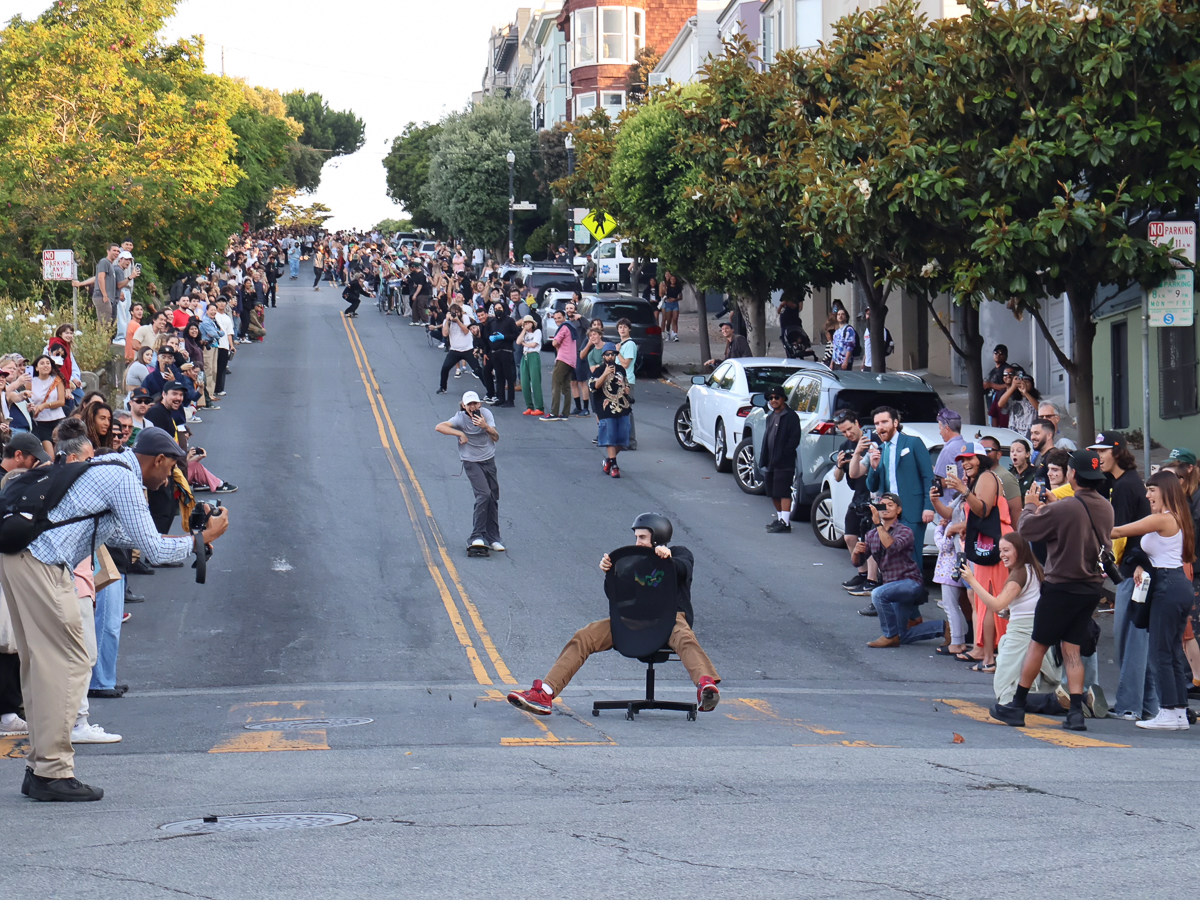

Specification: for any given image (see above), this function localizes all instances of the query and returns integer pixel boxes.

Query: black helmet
[630,513,672,547]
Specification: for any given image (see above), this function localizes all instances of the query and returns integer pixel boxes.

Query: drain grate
[244,717,374,731]
[160,813,359,834]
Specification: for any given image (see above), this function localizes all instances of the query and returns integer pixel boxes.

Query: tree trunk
[629,258,643,294]
[688,281,712,366]
[1068,285,1098,442]
[961,303,987,427]
[853,257,889,373]
[746,292,767,357]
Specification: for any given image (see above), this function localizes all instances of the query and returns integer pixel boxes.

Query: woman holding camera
[437,305,483,394]
[996,370,1042,437]
[960,532,1054,703]
[943,442,1011,672]
[1112,471,1196,730]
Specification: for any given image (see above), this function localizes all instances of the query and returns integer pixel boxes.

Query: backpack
[883,327,895,357]
[342,285,352,301]
[850,327,862,358]
[0,458,129,555]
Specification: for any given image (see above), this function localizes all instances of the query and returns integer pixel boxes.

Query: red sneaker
[530,410,544,416]
[697,677,719,712]
[602,459,613,475]
[609,463,621,479]
[522,409,535,416]
[507,680,553,715]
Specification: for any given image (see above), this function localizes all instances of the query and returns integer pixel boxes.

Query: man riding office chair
[507,513,721,716]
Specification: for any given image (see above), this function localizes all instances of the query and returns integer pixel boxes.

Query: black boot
[990,701,1026,727]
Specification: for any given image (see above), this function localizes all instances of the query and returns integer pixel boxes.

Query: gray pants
[463,458,500,545]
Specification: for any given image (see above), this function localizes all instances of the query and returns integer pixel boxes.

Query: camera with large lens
[189,500,222,584]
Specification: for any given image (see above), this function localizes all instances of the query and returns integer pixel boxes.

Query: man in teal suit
[865,406,935,570]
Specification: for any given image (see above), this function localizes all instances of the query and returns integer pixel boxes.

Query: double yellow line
[341,313,516,687]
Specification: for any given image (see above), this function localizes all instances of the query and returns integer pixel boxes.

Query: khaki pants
[0,551,91,779]
[545,612,719,695]
[993,616,1058,704]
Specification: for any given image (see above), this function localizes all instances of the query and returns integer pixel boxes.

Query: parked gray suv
[733,365,944,514]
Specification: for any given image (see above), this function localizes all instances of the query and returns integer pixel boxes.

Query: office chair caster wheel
[687,710,697,721]
[591,709,599,717]
[625,706,635,721]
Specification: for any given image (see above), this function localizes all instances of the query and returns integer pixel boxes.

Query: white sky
[1,0,525,230]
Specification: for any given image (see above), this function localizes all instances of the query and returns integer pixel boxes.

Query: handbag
[94,545,122,591]
[1075,498,1124,585]
[964,472,1007,565]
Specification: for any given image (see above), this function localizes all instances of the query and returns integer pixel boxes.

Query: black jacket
[670,546,696,627]
[758,407,802,472]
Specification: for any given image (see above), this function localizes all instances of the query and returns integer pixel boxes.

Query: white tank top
[30,375,65,422]
[1142,527,1184,569]
[1007,564,1042,620]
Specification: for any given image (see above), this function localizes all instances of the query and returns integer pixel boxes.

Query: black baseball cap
[129,387,153,402]
[1087,431,1126,452]
[7,431,50,463]
[132,426,186,460]
[993,344,1008,354]
[763,385,787,400]
[1069,449,1107,483]
[161,382,187,394]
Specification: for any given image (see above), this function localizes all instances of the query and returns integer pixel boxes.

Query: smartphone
[24,366,32,377]
[945,465,955,477]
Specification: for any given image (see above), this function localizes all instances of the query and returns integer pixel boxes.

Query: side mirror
[750,393,768,409]
[691,375,708,386]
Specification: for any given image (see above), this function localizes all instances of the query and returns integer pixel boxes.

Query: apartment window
[762,7,775,66]
[1160,324,1199,418]
[631,9,644,56]
[795,0,821,48]
[601,91,625,113]
[557,43,567,84]
[600,7,626,62]
[574,9,596,66]
[575,92,597,117]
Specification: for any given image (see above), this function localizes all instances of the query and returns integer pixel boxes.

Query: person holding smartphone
[435,391,504,553]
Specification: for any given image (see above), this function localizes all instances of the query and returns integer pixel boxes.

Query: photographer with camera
[858,494,945,648]
[435,391,504,554]
[832,410,874,594]
[0,426,229,801]
[991,450,1113,731]
[436,305,483,395]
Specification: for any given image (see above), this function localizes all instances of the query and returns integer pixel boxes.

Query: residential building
[716,0,761,50]
[557,1,697,120]
[479,9,534,101]
[524,3,570,129]
[650,1,726,84]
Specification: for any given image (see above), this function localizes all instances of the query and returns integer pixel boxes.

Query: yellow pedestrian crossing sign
[581,211,618,241]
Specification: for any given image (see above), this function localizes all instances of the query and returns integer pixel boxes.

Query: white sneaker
[469,538,487,549]
[1135,709,1187,731]
[188,416,203,424]
[0,713,28,735]
[71,722,122,743]
[490,541,506,552]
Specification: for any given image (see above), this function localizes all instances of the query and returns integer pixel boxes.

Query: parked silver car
[735,366,945,516]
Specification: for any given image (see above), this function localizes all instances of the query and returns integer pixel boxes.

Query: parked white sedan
[673,358,807,472]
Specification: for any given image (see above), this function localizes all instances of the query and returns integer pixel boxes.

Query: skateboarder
[435,390,504,555]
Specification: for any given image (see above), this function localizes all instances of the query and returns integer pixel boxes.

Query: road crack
[569,832,954,898]
[15,863,219,899]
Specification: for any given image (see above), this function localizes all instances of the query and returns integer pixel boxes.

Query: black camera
[951,551,967,581]
[872,501,888,512]
[189,500,222,584]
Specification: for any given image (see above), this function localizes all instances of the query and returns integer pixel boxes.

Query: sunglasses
[131,398,151,404]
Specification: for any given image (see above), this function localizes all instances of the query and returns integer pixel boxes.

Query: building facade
[524,4,570,129]
[479,9,533,101]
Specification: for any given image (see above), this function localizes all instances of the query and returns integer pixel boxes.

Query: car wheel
[638,358,662,379]
[733,437,764,495]
[713,420,732,473]
[674,402,701,451]
[810,489,843,548]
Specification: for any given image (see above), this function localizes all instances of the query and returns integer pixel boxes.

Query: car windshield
[526,272,581,291]
[744,367,801,394]
[593,303,654,324]
[832,390,944,424]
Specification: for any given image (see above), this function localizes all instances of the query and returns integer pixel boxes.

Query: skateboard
[467,543,490,558]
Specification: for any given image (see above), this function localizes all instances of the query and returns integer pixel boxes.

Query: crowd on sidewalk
[0,230,288,800]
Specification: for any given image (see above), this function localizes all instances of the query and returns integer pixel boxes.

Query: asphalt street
[4,269,1199,899]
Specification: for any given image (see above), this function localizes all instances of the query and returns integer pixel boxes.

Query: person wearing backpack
[0,427,230,802]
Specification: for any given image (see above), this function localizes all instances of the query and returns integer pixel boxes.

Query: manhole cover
[244,717,374,731]
[160,813,359,834]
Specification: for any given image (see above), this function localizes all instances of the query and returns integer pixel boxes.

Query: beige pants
[993,616,1059,704]
[202,347,218,398]
[545,611,719,695]
[0,552,91,778]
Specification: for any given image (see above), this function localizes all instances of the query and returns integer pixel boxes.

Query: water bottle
[1132,572,1152,604]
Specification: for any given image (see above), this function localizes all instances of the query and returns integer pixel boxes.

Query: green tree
[423,97,538,251]
[382,122,446,233]
[283,90,366,159]
[227,83,304,229]
[939,0,1198,439]
[374,217,414,234]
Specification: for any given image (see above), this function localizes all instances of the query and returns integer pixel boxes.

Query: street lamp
[507,149,516,263]
[564,133,576,262]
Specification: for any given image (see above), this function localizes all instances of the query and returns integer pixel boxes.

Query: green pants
[521,351,544,412]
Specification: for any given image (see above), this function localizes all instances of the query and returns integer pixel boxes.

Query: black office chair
[591,545,699,722]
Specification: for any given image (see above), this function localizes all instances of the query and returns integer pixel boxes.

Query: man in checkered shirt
[2,427,230,803]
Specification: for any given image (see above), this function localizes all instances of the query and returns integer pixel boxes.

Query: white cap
[118,250,134,260]
[462,391,481,405]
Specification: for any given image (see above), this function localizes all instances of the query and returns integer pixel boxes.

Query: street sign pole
[1142,287,1151,475]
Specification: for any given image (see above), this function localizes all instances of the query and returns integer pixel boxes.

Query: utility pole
[564,133,575,262]
[507,149,515,262]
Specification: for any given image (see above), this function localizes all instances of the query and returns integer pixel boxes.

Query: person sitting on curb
[507,513,720,715]
[859,493,946,648]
